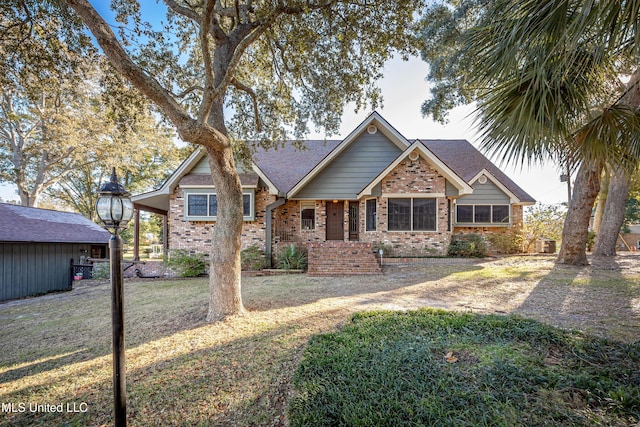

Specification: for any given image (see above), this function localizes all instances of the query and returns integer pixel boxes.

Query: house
[132,112,535,275]
[0,203,110,300]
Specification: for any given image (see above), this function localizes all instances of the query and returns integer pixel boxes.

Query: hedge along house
[0,203,110,301]
[132,112,535,275]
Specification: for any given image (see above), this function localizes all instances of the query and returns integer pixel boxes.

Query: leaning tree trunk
[205,103,246,322]
[592,168,631,256]
[591,167,609,234]
[556,161,602,265]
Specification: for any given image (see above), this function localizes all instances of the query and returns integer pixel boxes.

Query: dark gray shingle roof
[418,139,535,203]
[0,203,111,243]
[253,140,342,194]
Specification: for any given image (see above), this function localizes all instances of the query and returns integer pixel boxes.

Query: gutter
[265,197,286,267]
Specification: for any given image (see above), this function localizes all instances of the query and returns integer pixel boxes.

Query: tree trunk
[591,167,609,233]
[592,168,631,256]
[556,161,602,265]
[205,101,246,322]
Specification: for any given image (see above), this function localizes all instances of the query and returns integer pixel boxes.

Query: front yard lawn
[290,309,640,426]
[0,256,639,425]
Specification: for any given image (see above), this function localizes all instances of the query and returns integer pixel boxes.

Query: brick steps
[307,242,382,276]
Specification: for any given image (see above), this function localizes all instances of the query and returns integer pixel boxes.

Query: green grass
[290,309,640,426]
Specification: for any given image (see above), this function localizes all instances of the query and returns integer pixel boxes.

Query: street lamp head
[96,167,134,232]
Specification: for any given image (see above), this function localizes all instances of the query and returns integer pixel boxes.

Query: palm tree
[465,0,640,265]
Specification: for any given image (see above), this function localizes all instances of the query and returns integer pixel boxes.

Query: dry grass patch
[0,255,639,425]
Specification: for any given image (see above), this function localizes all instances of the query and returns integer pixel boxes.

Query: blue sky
[0,4,571,205]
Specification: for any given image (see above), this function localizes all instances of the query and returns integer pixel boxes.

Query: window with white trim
[300,201,315,230]
[455,204,510,224]
[388,198,437,231]
[184,190,255,221]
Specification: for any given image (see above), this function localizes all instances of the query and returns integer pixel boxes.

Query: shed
[0,203,110,301]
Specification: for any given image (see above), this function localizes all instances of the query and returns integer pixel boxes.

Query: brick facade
[167,156,525,261]
[358,156,451,256]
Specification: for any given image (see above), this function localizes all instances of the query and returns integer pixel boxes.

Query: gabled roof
[132,112,535,208]
[358,141,473,198]
[0,203,111,244]
[287,112,410,198]
[420,139,535,204]
[253,140,341,194]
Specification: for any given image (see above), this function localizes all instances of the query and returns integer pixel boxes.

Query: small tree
[523,203,567,252]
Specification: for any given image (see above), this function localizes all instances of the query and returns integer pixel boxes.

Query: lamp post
[95,167,134,427]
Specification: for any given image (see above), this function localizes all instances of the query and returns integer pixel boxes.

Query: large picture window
[455,204,510,224]
[185,191,254,221]
[388,198,437,231]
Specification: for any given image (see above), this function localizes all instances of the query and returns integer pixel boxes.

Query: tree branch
[64,0,226,147]
[231,78,261,132]
[164,0,200,22]
[198,0,217,124]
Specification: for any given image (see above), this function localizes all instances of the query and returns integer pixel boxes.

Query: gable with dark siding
[294,132,402,200]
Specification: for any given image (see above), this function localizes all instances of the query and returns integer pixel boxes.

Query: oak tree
[64,0,426,321]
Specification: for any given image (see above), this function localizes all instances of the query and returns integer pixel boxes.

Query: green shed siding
[295,132,402,200]
[456,180,510,204]
[0,243,95,301]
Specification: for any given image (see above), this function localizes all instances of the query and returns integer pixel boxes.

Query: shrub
[92,262,109,280]
[487,230,525,254]
[447,233,488,258]
[166,249,207,277]
[241,244,266,270]
[277,244,307,271]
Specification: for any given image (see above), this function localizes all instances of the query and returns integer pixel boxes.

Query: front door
[349,201,359,241]
[326,202,344,241]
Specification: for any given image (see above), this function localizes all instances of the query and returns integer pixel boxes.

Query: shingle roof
[179,173,260,187]
[253,140,341,194]
[0,203,111,243]
[418,139,535,203]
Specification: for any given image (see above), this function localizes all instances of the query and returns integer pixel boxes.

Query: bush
[241,244,266,270]
[277,244,307,271]
[166,249,207,277]
[447,233,488,258]
[92,262,109,280]
[487,230,525,254]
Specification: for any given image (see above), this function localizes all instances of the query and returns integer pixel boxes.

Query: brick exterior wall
[167,155,527,263]
[358,156,451,256]
[168,185,275,257]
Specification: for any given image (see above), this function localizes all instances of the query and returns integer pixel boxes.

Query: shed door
[326,202,344,241]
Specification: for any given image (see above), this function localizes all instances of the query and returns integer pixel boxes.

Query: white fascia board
[287,111,411,198]
[252,164,280,195]
[470,169,521,204]
[357,141,473,199]
[132,148,206,207]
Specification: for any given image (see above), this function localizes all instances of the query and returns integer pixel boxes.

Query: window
[185,190,254,221]
[300,201,315,230]
[456,204,510,224]
[388,198,437,231]
[365,199,377,231]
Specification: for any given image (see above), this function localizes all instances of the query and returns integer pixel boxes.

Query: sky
[0,4,572,205]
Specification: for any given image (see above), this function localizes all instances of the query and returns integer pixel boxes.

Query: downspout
[265,196,286,267]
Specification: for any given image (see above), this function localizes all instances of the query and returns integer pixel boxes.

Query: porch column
[133,208,140,260]
[162,214,168,258]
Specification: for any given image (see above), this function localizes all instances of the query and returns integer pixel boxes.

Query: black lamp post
[95,167,133,427]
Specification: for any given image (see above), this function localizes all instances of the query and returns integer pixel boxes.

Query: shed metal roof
[0,203,111,244]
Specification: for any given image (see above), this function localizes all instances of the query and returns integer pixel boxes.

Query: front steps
[307,242,382,276]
